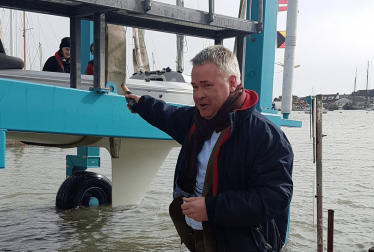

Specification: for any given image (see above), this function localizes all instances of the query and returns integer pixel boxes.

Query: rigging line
[25,13,40,70]
[44,14,59,42]
[38,14,40,43]
[38,15,53,57]
[127,27,134,74]
[1,9,11,49]
[29,47,39,70]
[28,32,40,70]
[148,30,160,70]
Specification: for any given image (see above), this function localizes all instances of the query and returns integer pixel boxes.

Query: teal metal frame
[0,129,5,169]
[66,147,100,176]
[244,0,301,128]
[243,0,299,244]
[81,20,94,75]
[244,0,277,113]
[0,77,178,171]
[0,78,173,140]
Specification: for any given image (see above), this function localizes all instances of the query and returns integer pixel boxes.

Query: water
[1,110,374,251]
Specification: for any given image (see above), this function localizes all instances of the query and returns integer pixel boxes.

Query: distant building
[274,89,374,111]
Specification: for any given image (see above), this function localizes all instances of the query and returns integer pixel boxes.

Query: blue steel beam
[244,0,277,113]
[81,20,94,75]
[244,0,301,128]
[66,147,101,176]
[0,130,5,169]
[0,78,173,140]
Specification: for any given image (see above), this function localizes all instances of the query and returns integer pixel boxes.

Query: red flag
[279,0,287,12]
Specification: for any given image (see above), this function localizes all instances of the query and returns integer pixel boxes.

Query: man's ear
[228,75,238,92]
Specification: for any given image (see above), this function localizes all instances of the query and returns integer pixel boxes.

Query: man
[43,37,70,73]
[125,45,293,252]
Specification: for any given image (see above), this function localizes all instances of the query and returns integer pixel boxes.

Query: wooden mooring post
[315,94,323,252]
[328,209,334,252]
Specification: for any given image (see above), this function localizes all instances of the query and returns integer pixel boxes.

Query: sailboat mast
[0,16,2,41]
[366,61,369,105]
[353,68,357,104]
[39,42,43,70]
[132,28,150,73]
[23,11,26,70]
[233,0,246,55]
[176,0,184,73]
[10,9,14,56]
[281,0,300,119]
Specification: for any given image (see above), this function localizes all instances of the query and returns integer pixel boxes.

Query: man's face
[191,62,237,120]
[62,47,70,59]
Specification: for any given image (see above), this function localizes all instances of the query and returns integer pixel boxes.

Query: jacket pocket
[251,226,273,252]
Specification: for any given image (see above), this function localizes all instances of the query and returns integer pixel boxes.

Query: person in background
[43,37,70,73]
[85,42,94,75]
[125,45,293,252]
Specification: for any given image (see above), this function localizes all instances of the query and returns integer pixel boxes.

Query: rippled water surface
[1,110,374,251]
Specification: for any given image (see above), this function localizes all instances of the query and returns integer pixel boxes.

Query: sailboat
[343,68,361,110]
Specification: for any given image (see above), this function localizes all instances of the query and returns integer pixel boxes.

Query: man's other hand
[181,197,208,222]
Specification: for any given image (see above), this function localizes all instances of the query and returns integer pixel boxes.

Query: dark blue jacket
[137,94,293,252]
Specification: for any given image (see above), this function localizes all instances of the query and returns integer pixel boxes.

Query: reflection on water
[57,207,113,252]
[7,145,26,160]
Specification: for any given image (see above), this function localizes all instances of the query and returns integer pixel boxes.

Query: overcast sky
[1,0,374,98]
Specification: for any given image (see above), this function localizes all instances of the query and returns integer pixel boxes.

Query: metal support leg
[92,12,106,91]
[70,16,82,89]
[236,36,246,85]
[214,39,223,45]
[208,0,214,23]
[66,147,101,177]
[0,129,6,169]
[257,0,263,32]
[109,137,121,159]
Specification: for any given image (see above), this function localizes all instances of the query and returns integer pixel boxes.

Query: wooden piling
[316,95,323,252]
[328,209,334,252]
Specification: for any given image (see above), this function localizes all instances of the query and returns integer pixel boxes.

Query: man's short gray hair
[190,45,241,84]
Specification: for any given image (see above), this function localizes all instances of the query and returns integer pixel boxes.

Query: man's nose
[194,89,205,99]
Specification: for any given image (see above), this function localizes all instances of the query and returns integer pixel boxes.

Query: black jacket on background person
[42,50,70,73]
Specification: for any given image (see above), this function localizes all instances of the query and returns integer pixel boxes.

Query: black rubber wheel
[56,171,112,210]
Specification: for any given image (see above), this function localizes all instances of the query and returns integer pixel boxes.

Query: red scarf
[55,51,64,71]
[185,84,246,185]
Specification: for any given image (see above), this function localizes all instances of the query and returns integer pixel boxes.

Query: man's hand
[181,197,208,222]
[124,93,141,113]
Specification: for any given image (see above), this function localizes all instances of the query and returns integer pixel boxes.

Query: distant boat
[365,104,374,111]
[343,103,361,110]
[344,68,362,110]
[363,61,374,110]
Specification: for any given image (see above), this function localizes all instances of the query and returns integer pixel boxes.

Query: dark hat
[60,37,70,49]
